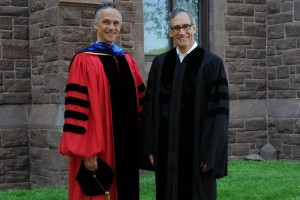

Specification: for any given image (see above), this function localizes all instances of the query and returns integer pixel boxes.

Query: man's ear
[93,20,98,30]
[168,27,173,38]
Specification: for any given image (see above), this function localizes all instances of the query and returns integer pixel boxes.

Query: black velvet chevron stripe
[209,92,229,101]
[211,77,228,86]
[138,83,145,93]
[65,97,90,108]
[63,123,86,134]
[66,83,88,94]
[64,110,89,121]
[206,107,229,117]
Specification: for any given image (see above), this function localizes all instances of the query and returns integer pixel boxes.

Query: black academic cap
[76,158,114,196]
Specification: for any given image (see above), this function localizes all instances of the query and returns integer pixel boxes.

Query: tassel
[93,174,110,200]
[105,191,110,200]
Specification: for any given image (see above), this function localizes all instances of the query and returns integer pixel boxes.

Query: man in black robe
[141,7,229,200]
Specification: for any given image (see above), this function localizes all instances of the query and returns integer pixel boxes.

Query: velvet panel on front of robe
[158,47,205,199]
[99,55,139,200]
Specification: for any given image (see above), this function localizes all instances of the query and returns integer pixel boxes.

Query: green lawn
[0,160,299,200]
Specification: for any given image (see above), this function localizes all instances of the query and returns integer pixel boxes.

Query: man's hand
[200,162,210,173]
[148,154,154,166]
[84,154,98,172]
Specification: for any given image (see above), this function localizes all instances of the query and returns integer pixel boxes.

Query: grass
[0,160,299,200]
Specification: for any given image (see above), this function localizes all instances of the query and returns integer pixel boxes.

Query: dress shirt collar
[176,42,198,63]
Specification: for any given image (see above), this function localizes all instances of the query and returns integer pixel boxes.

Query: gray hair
[94,2,122,24]
[169,7,195,27]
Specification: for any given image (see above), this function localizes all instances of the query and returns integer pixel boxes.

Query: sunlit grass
[0,161,299,200]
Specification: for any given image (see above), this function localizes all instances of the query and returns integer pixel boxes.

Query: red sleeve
[59,53,111,158]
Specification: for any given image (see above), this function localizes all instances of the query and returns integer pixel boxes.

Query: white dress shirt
[176,42,198,63]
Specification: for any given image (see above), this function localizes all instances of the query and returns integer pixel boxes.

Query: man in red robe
[59,2,145,200]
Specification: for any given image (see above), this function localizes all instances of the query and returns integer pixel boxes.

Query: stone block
[0,105,28,128]
[225,16,243,30]
[15,68,31,79]
[267,55,282,66]
[260,143,277,160]
[245,0,266,4]
[245,119,267,131]
[228,130,237,143]
[13,26,29,40]
[0,148,17,159]
[284,134,300,145]
[237,91,258,99]
[294,146,300,159]
[265,99,300,118]
[12,0,28,7]
[285,22,300,37]
[268,79,289,90]
[228,36,252,45]
[267,0,281,14]
[0,6,28,17]
[255,12,266,23]
[60,7,81,26]
[2,40,30,59]
[1,129,28,147]
[43,43,59,62]
[61,27,91,42]
[276,91,296,99]
[0,17,13,30]
[290,74,300,90]
[5,171,29,183]
[245,80,267,91]
[267,24,284,39]
[232,143,249,156]
[44,74,64,93]
[253,37,266,49]
[228,73,245,84]
[237,132,257,143]
[283,49,300,65]
[225,46,246,58]
[244,23,266,37]
[0,60,14,70]
[230,99,266,119]
[14,17,29,26]
[227,4,254,16]
[4,79,31,93]
[274,12,293,24]
[253,67,266,79]
[28,104,58,129]
[247,49,266,59]
[1,93,31,104]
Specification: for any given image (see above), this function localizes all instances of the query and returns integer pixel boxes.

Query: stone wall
[0,0,31,190]
[223,0,300,160]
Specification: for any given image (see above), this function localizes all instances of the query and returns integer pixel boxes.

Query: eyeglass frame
[170,24,193,32]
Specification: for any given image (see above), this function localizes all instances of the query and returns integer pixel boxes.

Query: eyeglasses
[170,24,193,32]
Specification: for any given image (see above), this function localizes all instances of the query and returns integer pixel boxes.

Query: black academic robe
[141,46,229,200]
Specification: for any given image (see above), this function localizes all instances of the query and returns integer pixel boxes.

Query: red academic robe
[59,52,145,200]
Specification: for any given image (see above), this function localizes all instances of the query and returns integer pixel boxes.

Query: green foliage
[1,161,299,200]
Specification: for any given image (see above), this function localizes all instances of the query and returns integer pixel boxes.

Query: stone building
[0,0,299,190]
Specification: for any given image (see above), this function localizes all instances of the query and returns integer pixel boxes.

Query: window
[143,0,209,60]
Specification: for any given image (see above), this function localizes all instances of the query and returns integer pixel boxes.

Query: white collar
[176,42,198,62]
